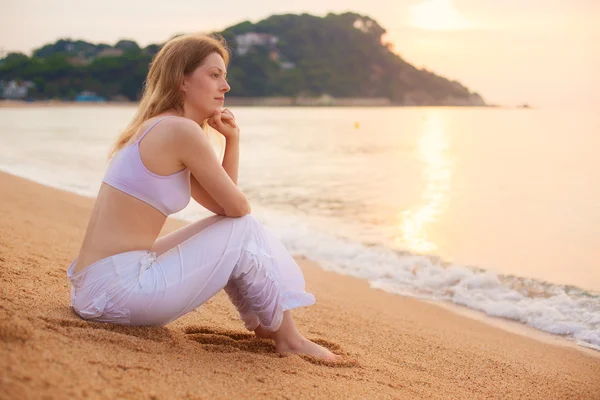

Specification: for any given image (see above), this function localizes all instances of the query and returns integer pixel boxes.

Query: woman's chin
[204,105,221,114]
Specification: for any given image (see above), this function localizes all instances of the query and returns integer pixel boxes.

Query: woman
[67,34,337,361]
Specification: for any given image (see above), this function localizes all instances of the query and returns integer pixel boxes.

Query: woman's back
[73,116,191,273]
[103,116,191,215]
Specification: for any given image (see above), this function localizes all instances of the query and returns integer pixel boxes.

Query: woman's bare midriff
[73,184,167,274]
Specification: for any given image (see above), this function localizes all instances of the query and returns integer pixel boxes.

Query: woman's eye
[212,73,219,78]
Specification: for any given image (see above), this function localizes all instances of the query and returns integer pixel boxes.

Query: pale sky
[2,0,599,108]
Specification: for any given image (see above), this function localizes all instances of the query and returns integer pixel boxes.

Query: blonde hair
[108,33,230,159]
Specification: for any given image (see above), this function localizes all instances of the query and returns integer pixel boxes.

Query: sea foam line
[246,208,600,350]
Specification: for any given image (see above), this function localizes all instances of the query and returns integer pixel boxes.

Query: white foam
[242,208,600,350]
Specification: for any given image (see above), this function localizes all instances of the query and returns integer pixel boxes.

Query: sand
[1,171,598,399]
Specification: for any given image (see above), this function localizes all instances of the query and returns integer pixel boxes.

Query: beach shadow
[184,325,276,354]
[184,325,358,367]
[41,314,175,344]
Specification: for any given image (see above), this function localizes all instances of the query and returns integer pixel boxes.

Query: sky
[2,0,599,108]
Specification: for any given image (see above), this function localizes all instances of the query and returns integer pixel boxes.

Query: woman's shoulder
[144,114,194,129]
[139,115,204,144]
[159,116,208,145]
[154,115,202,134]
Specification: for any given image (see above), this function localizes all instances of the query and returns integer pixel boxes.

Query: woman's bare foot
[254,325,274,340]
[257,311,341,361]
[276,337,340,361]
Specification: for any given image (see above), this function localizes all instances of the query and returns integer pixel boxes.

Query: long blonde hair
[108,33,230,159]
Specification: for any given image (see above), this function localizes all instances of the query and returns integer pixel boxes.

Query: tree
[0,12,484,104]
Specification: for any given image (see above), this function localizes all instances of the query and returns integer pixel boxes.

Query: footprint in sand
[184,325,276,354]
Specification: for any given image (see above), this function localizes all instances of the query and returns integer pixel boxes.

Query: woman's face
[182,52,230,119]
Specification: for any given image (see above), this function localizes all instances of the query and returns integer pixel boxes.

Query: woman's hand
[208,108,239,140]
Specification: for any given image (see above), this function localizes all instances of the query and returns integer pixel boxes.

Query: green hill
[0,12,485,106]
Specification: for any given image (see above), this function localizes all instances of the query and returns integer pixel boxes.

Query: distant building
[97,48,124,58]
[75,91,106,102]
[67,54,92,66]
[280,61,296,70]
[235,33,278,55]
[235,34,296,70]
[1,80,35,99]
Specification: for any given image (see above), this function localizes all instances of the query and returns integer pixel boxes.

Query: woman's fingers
[222,108,235,120]
[208,109,237,132]
[222,109,237,127]
[220,116,236,128]
[218,110,237,128]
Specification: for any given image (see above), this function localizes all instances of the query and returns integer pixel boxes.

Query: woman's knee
[225,214,264,234]
[235,214,259,224]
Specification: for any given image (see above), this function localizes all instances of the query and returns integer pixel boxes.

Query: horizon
[2,1,599,108]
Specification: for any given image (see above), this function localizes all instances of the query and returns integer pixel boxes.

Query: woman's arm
[189,135,240,215]
[177,120,249,217]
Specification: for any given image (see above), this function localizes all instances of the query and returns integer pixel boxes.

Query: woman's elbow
[225,199,251,217]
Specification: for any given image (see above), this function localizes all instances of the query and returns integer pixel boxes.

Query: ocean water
[1,105,599,350]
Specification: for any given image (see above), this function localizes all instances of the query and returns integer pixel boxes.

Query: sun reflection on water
[397,112,453,254]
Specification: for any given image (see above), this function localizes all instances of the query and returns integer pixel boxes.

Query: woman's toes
[277,337,339,361]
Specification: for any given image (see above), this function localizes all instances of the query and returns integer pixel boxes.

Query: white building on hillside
[1,80,35,99]
[235,33,278,55]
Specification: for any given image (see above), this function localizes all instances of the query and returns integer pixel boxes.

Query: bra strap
[134,116,177,144]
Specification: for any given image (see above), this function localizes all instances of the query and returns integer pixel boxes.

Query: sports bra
[102,116,191,216]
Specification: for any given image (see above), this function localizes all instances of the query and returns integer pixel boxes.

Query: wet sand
[1,171,598,399]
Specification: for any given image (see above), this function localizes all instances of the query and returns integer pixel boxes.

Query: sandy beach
[1,171,598,399]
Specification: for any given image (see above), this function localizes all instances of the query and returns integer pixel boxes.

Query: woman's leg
[150,215,263,333]
[143,216,335,359]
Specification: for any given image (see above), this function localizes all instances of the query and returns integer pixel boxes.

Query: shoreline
[1,171,598,399]
[0,99,504,108]
[429,300,599,356]
[1,169,599,355]
[2,167,598,353]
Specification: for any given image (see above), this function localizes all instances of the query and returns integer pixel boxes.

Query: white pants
[66,215,315,332]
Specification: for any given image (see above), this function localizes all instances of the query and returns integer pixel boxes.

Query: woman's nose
[222,81,231,93]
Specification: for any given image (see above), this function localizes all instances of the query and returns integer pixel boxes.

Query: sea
[1,105,598,350]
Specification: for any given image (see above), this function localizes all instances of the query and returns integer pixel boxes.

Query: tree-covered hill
[0,12,485,105]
